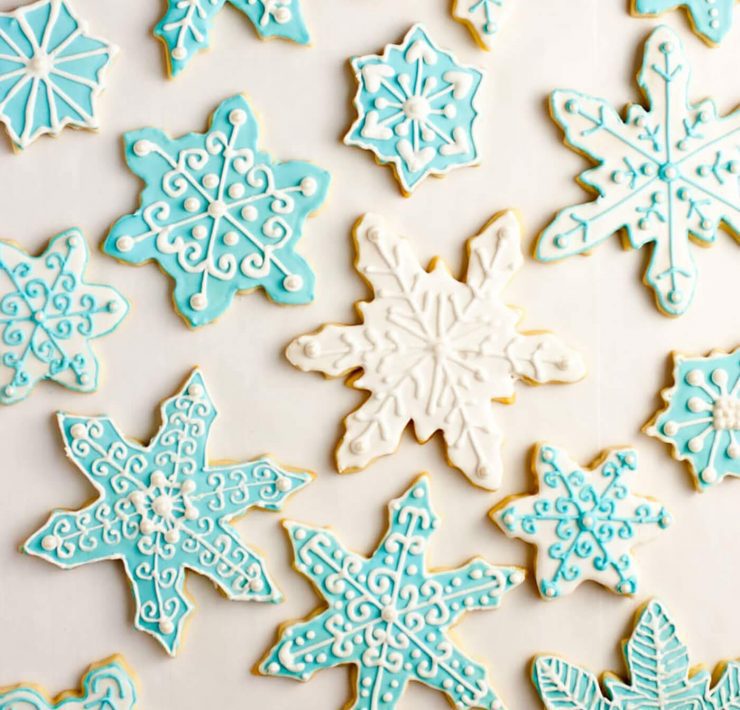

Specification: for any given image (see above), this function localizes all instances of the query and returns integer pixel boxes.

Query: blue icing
[533,600,740,709]
[0,0,116,150]
[345,24,483,194]
[648,349,739,489]
[260,475,523,710]
[155,0,309,77]
[24,369,312,655]
[493,445,671,599]
[104,95,330,328]
[634,0,736,45]
[0,230,128,405]
[536,26,740,316]
[0,657,137,709]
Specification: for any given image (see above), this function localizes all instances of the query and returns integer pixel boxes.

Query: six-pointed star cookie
[644,347,739,489]
[104,95,330,327]
[536,26,739,316]
[286,211,585,490]
[0,656,137,710]
[345,24,483,195]
[24,369,312,654]
[492,444,671,599]
[632,0,738,45]
[0,0,116,150]
[0,229,128,405]
[259,475,524,710]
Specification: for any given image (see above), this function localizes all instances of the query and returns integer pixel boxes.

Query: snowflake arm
[533,656,613,710]
[633,0,737,45]
[24,368,310,655]
[287,212,585,490]
[536,26,740,316]
[104,95,329,327]
[644,347,739,489]
[0,656,137,710]
[0,230,128,404]
[155,0,309,77]
[344,24,483,195]
[453,0,511,50]
[492,445,671,599]
[0,0,116,150]
[259,476,524,710]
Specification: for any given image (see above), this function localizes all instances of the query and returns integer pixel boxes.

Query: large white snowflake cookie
[286,211,586,490]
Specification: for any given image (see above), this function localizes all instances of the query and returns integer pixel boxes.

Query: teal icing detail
[533,599,740,709]
[260,475,524,710]
[0,230,128,405]
[344,24,483,194]
[24,369,312,655]
[0,0,116,150]
[155,0,309,77]
[646,348,739,489]
[492,445,671,600]
[104,95,330,328]
[0,657,137,709]
[634,0,737,45]
[453,0,510,50]
[536,26,739,317]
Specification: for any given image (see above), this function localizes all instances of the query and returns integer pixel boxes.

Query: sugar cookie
[632,0,737,45]
[453,0,512,50]
[287,211,585,490]
[259,475,524,710]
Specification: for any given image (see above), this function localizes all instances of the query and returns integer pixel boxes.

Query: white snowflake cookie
[453,0,513,50]
[345,24,483,195]
[286,211,586,490]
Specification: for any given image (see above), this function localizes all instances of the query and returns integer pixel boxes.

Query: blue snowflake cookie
[259,475,524,710]
[155,0,310,77]
[645,348,739,489]
[0,656,137,709]
[24,369,312,655]
[0,229,128,405]
[633,0,737,45]
[345,24,483,195]
[492,444,671,599]
[104,95,330,328]
[536,26,739,317]
[0,0,117,150]
[533,599,740,709]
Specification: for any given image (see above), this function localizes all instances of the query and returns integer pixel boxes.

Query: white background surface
[0,0,738,707]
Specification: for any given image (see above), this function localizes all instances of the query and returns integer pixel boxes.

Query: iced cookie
[0,0,116,150]
[492,445,671,599]
[644,347,739,489]
[536,26,739,317]
[0,656,137,709]
[104,95,330,328]
[24,369,312,655]
[453,0,512,50]
[632,0,737,45]
[286,212,585,490]
[0,230,128,405]
[156,0,310,77]
[533,599,740,708]
[344,24,483,195]
[259,475,524,710]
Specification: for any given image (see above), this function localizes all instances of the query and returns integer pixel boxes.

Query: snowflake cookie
[104,95,330,328]
[0,656,137,709]
[644,347,739,489]
[155,0,310,77]
[536,25,739,317]
[286,212,586,490]
[492,445,671,599]
[632,0,737,45]
[344,24,483,195]
[0,230,128,405]
[533,599,740,709]
[0,0,117,151]
[453,0,512,50]
[24,369,312,655]
[259,475,524,710]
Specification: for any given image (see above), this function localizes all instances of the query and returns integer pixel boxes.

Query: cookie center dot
[658,162,679,182]
[152,494,175,519]
[403,96,431,121]
[713,397,740,431]
[381,605,398,623]
[208,200,227,218]
[577,512,595,531]
[28,52,51,76]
